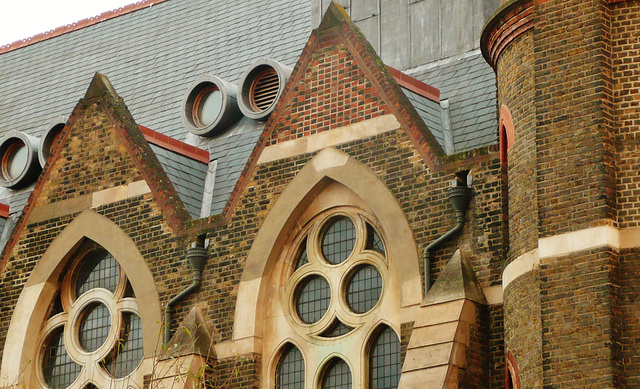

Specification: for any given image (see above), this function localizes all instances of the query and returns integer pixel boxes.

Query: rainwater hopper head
[448,171,473,216]
[238,58,292,121]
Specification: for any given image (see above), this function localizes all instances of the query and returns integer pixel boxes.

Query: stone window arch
[0,210,161,389]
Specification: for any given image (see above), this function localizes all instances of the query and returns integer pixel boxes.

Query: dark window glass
[103,313,144,378]
[275,344,305,389]
[76,249,119,297]
[123,280,135,298]
[83,385,99,389]
[48,292,64,318]
[369,326,401,389]
[320,319,354,338]
[79,303,111,352]
[366,224,385,255]
[295,240,309,270]
[321,217,356,264]
[42,328,82,388]
[295,275,331,324]
[346,265,382,314]
[322,358,352,389]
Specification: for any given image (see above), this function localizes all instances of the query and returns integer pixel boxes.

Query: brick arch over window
[0,209,161,387]
[233,147,421,343]
[500,104,515,164]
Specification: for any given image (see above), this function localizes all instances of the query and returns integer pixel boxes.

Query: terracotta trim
[505,351,522,389]
[0,203,9,218]
[0,0,172,55]
[481,0,535,69]
[500,105,515,164]
[387,66,440,103]
[138,125,209,164]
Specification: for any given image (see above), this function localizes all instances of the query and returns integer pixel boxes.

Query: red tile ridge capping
[0,0,172,55]
[387,66,440,103]
[139,125,210,164]
[0,203,9,219]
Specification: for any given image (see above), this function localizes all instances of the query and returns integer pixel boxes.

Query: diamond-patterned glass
[369,326,401,389]
[320,319,354,338]
[321,358,352,389]
[346,265,382,314]
[79,303,111,352]
[42,328,82,388]
[295,240,309,270]
[275,344,305,389]
[295,276,331,324]
[321,217,356,264]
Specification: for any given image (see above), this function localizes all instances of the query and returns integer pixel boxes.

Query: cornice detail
[481,0,535,70]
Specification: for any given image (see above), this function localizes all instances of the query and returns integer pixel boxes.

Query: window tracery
[269,206,401,388]
[37,244,143,389]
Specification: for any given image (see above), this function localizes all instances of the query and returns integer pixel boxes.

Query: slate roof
[0,0,498,229]
[409,50,498,153]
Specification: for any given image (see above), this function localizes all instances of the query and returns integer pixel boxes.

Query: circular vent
[0,131,41,189]
[238,58,292,121]
[39,116,67,168]
[250,68,279,112]
[181,75,242,137]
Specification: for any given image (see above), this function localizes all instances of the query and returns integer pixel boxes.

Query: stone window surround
[231,147,423,360]
[0,209,162,389]
[264,204,398,388]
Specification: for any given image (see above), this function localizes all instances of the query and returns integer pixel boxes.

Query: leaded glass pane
[275,345,305,389]
[369,326,401,389]
[295,276,331,324]
[295,240,309,270]
[346,265,382,314]
[322,358,352,389]
[320,319,354,338]
[76,249,119,297]
[79,303,111,352]
[366,224,385,255]
[321,217,356,264]
[103,313,144,378]
[42,328,82,389]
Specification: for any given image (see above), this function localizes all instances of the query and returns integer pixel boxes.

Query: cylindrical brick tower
[482,0,638,387]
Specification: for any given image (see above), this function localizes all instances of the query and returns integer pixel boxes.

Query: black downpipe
[423,180,473,295]
[164,236,208,345]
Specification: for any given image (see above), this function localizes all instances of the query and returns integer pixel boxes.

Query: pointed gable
[0,73,192,268]
[263,2,443,162]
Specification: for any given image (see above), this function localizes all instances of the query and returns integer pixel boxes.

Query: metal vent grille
[250,68,279,112]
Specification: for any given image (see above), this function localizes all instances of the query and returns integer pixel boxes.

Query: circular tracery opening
[38,244,144,388]
[295,275,331,324]
[345,264,382,314]
[321,216,356,265]
[42,328,82,388]
[78,302,111,352]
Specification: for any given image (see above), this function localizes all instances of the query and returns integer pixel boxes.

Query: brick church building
[0,0,637,387]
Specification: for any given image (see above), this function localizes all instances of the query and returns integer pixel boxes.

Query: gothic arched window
[37,243,143,388]
[268,206,401,388]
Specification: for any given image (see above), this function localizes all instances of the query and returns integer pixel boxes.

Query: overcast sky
[0,0,139,46]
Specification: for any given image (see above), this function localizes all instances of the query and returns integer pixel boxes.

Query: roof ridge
[0,0,171,55]
[139,125,210,164]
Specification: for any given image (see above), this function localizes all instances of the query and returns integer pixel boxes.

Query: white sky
[0,0,140,46]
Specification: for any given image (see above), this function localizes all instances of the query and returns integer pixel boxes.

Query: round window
[78,303,111,352]
[321,216,356,265]
[2,141,28,180]
[295,275,331,324]
[345,265,382,314]
[193,85,223,128]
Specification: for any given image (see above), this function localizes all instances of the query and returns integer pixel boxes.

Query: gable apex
[84,72,119,100]
[317,1,351,32]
